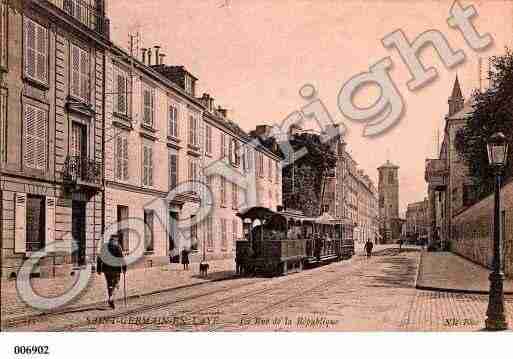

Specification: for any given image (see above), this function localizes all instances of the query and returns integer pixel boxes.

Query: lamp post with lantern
[485,132,509,331]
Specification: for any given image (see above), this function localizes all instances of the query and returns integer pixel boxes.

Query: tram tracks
[5,248,403,331]
[114,258,372,331]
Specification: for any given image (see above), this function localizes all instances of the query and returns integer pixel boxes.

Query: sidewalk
[416,251,513,294]
[1,259,236,326]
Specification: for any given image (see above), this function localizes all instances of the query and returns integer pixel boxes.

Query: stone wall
[452,180,513,277]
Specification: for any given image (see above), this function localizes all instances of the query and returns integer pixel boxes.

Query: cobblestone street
[5,247,512,332]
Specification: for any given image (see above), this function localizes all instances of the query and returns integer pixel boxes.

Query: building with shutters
[324,140,378,244]
[0,1,283,277]
[0,0,109,278]
[103,44,209,268]
[103,45,283,267]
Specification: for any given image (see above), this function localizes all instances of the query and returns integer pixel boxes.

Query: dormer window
[184,75,195,96]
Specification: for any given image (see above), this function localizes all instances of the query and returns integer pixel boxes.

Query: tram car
[235,206,355,276]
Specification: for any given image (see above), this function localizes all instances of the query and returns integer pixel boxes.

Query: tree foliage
[6,0,25,14]
[455,48,513,199]
[281,132,338,216]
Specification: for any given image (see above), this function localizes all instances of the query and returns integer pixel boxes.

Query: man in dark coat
[181,247,190,270]
[97,235,126,309]
[364,240,374,258]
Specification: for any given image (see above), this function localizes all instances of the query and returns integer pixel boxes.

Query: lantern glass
[487,133,508,166]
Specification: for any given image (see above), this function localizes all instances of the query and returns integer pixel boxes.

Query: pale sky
[109,0,513,216]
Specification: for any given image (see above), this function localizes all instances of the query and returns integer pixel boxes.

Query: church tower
[378,160,400,243]
[448,75,464,117]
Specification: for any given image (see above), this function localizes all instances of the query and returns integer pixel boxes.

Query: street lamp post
[485,132,509,331]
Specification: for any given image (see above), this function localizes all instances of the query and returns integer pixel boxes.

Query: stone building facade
[424,77,513,276]
[378,160,400,243]
[0,0,283,278]
[103,45,283,268]
[325,140,378,243]
[1,0,109,278]
[425,76,474,246]
[405,198,429,240]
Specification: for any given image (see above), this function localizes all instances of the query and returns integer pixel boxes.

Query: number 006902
[13,345,49,355]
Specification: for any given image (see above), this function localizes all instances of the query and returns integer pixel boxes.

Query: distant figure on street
[364,240,374,258]
[181,248,190,270]
[97,235,126,309]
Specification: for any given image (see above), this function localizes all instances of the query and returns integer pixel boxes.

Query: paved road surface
[5,247,513,331]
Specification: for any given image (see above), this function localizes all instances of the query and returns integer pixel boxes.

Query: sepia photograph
[0,0,512,357]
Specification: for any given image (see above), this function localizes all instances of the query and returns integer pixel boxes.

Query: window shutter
[24,19,36,79]
[24,105,36,169]
[80,50,89,101]
[113,68,118,112]
[220,133,225,159]
[143,87,153,126]
[115,135,122,179]
[122,137,129,180]
[197,117,203,151]
[0,3,6,67]
[142,146,148,186]
[188,116,194,145]
[35,108,47,170]
[36,24,47,83]
[169,152,177,189]
[117,73,126,114]
[148,147,153,186]
[14,193,27,253]
[71,45,80,98]
[229,138,233,164]
[45,196,56,252]
[168,105,179,138]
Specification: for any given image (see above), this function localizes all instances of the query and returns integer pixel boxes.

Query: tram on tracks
[235,206,355,276]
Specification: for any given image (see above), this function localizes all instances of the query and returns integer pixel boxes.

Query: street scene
[2,244,513,332]
[2,2,513,356]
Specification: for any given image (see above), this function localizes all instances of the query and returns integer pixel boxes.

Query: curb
[414,251,513,295]
[1,273,238,329]
[412,248,423,289]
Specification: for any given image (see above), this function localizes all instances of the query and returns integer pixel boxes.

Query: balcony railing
[64,155,102,187]
[47,0,110,38]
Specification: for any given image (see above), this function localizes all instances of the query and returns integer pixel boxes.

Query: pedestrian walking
[364,240,374,258]
[96,235,126,309]
[181,247,190,270]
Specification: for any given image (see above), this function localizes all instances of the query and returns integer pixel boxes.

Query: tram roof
[236,206,276,221]
[237,206,355,227]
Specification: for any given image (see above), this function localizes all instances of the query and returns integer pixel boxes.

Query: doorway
[169,211,179,263]
[72,201,87,266]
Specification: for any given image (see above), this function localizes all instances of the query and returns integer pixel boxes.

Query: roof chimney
[154,46,161,65]
[141,48,147,65]
[217,106,227,118]
[147,48,152,66]
[159,53,166,65]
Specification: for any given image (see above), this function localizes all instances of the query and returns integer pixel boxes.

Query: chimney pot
[159,53,165,65]
[141,48,147,65]
[147,48,152,66]
[154,46,161,65]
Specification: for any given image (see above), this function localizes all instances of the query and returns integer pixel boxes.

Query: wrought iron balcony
[47,0,110,38]
[64,155,102,189]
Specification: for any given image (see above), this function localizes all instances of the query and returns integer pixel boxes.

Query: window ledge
[144,251,155,256]
[188,143,200,150]
[167,135,181,143]
[141,123,157,133]
[23,76,50,91]
[113,112,131,122]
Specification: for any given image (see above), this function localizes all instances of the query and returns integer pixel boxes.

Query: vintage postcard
[0,0,512,357]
